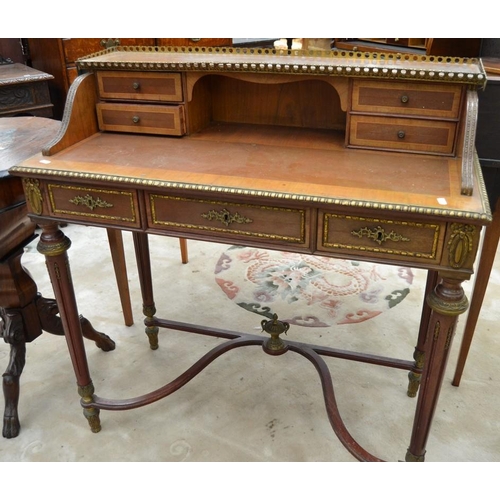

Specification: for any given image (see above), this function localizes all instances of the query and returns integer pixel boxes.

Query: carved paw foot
[2,414,20,439]
[36,295,116,351]
[80,317,116,352]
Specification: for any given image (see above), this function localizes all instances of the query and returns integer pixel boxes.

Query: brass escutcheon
[351,225,410,246]
[201,208,252,227]
[69,194,113,211]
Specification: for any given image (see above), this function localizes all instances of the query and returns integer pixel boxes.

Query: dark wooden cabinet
[477,51,500,207]
[0,63,53,117]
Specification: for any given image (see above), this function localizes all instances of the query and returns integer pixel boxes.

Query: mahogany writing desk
[10,46,490,461]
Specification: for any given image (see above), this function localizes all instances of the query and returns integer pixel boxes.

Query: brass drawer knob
[397,130,406,139]
[132,82,140,90]
[400,95,409,103]
[132,116,140,124]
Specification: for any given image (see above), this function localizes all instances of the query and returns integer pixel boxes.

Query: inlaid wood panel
[318,211,444,263]
[47,183,141,228]
[147,193,310,248]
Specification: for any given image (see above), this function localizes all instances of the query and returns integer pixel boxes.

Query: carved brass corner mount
[447,223,475,269]
[23,178,43,215]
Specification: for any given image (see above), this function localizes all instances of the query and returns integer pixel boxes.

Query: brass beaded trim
[75,46,487,86]
[10,166,491,222]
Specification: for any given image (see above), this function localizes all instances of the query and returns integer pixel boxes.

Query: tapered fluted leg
[37,221,100,432]
[406,276,468,462]
[407,270,440,397]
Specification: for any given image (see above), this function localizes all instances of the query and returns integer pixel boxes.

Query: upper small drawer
[351,80,462,119]
[96,71,183,102]
[349,115,456,154]
[97,103,186,136]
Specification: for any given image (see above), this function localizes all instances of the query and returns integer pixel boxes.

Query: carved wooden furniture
[10,46,490,461]
[27,38,232,119]
[0,63,53,117]
[0,116,115,438]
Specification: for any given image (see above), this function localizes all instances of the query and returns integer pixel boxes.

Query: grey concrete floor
[1,223,499,464]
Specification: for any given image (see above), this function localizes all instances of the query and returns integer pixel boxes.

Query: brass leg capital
[37,225,72,257]
[37,236,72,257]
[426,278,468,317]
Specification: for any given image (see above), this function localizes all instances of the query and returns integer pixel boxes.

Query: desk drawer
[148,194,310,247]
[351,80,462,119]
[318,212,443,263]
[97,103,186,136]
[47,183,140,228]
[97,71,183,102]
[349,115,456,154]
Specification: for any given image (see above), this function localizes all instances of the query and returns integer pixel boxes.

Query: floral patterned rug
[215,246,415,327]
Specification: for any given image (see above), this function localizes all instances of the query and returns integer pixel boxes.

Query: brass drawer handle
[190,38,201,42]
[132,82,140,90]
[132,116,140,124]
[397,130,406,139]
[400,95,409,103]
